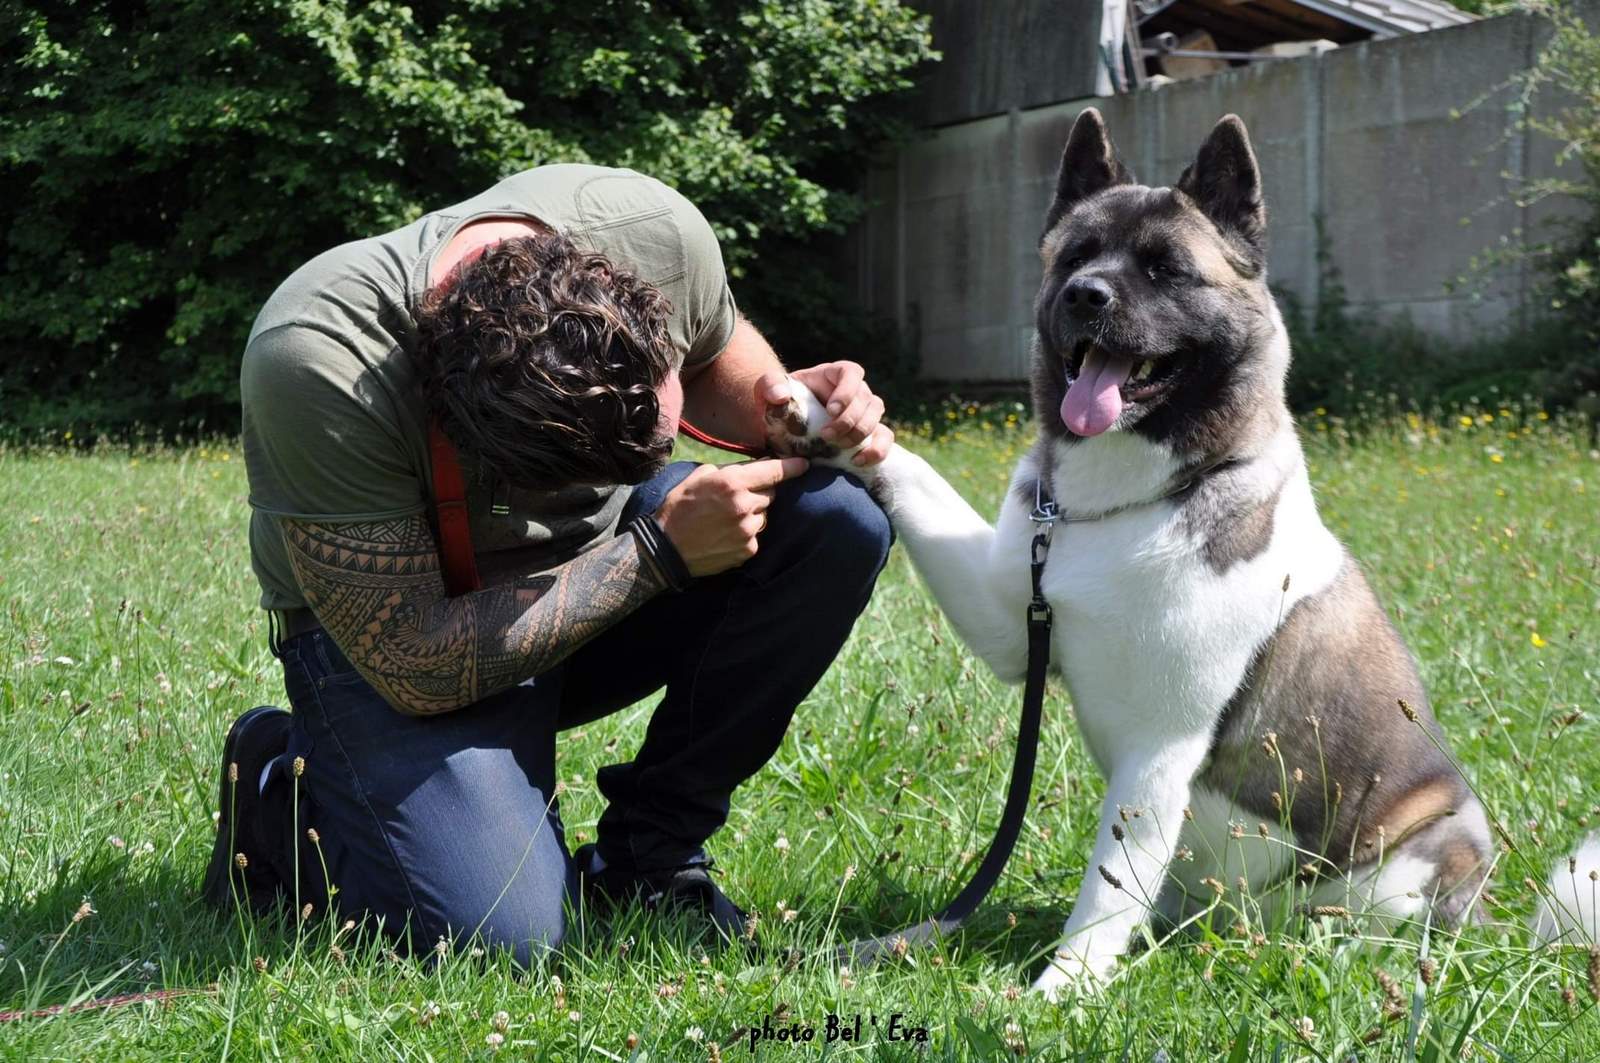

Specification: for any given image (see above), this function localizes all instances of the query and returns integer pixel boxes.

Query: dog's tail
[1531,833,1600,946]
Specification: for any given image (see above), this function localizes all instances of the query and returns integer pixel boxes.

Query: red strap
[427,417,761,598]
[678,418,764,458]
[429,419,482,597]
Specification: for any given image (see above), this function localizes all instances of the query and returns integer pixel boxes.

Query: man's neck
[429,217,547,290]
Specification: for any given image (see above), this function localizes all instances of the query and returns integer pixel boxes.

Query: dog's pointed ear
[1177,115,1266,256]
[1043,108,1131,238]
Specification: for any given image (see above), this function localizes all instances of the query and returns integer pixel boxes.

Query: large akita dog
[770,110,1495,996]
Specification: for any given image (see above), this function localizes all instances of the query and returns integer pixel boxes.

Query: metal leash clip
[1030,477,1060,528]
[1031,478,1060,562]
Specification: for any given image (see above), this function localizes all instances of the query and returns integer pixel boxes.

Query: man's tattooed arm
[280,514,665,715]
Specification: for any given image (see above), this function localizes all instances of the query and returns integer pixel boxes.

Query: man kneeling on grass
[204,165,894,964]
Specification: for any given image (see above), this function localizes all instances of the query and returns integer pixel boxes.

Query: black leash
[839,478,1059,964]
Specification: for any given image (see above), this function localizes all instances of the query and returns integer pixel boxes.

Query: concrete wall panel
[912,0,1106,127]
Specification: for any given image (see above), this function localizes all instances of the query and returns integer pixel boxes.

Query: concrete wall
[851,10,1582,381]
[909,0,1106,126]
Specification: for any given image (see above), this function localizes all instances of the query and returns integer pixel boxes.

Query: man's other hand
[654,458,810,577]
[757,362,893,467]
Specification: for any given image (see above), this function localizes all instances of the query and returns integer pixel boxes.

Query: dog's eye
[1147,261,1174,281]
[1066,256,1086,271]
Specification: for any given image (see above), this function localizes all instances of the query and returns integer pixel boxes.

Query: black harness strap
[839,478,1059,964]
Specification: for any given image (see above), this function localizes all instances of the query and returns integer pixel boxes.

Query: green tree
[0,0,934,436]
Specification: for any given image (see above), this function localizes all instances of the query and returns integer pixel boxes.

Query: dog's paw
[763,377,859,464]
[1030,949,1115,1001]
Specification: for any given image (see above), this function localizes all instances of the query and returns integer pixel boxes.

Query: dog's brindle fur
[1201,560,1482,913]
[769,109,1490,995]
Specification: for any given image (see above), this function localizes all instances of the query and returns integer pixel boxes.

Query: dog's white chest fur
[1028,432,1343,771]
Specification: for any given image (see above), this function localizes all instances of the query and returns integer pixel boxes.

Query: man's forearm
[681,315,784,448]
[282,515,665,715]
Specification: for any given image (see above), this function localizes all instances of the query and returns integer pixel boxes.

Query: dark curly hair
[413,230,676,490]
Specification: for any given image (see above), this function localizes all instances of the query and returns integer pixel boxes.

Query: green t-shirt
[241,164,738,611]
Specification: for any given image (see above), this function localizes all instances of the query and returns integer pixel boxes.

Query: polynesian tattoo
[281,514,664,715]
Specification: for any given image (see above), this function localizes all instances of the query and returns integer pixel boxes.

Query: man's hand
[654,457,810,576]
[757,361,894,467]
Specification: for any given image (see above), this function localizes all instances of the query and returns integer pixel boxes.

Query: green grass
[1,406,1598,1060]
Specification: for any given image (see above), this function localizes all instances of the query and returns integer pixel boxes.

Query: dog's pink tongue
[1061,347,1134,437]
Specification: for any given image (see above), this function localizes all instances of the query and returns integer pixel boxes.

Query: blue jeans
[259,462,890,965]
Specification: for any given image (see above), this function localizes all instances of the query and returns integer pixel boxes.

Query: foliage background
[0,0,935,438]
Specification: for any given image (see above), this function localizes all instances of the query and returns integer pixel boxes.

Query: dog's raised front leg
[766,382,1029,681]
[869,447,1032,681]
[1033,733,1211,998]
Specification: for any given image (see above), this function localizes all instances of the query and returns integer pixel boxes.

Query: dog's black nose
[1063,276,1115,319]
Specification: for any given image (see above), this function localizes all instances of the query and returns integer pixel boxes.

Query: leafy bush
[0,0,934,438]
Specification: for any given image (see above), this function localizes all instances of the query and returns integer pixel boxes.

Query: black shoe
[201,705,292,913]
[574,843,749,940]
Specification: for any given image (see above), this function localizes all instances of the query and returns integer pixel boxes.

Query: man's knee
[779,467,892,582]
[426,860,571,968]
[472,897,568,969]
[361,738,574,969]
